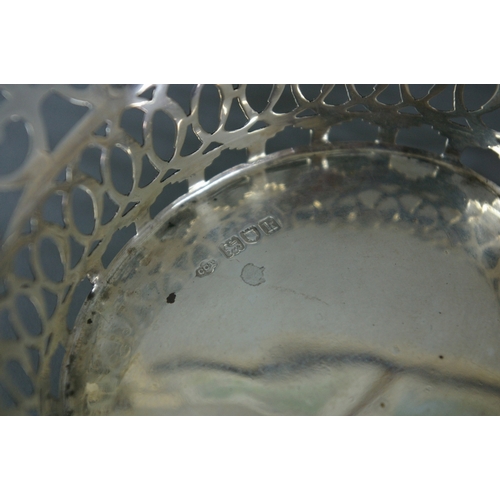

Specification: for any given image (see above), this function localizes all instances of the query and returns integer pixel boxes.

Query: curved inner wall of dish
[63,148,500,415]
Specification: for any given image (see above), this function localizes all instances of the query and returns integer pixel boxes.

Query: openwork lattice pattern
[1,84,499,414]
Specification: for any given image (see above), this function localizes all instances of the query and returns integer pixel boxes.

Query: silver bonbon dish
[1,84,500,415]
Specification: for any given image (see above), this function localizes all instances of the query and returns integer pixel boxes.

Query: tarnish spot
[241,263,265,286]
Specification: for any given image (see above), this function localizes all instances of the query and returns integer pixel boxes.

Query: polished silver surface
[1,85,500,415]
[64,148,500,415]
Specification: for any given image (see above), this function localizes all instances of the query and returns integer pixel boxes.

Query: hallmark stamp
[195,259,218,277]
[258,216,281,235]
[216,215,280,260]
[219,236,245,259]
[240,225,261,244]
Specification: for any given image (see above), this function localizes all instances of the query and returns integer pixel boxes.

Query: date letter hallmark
[240,225,261,244]
[195,259,218,278]
[218,216,281,259]
[258,216,281,235]
[219,236,245,259]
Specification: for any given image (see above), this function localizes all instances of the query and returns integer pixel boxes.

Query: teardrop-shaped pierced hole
[41,287,58,319]
[449,117,470,129]
[460,147,500,186]
[203,142,223,154]
[45,332,53,355]
[0,189,22,243]
[120,107,145,146]
[199,85,221,134]
[463,84,498,111]
[69,235,85,269]
[0,309,18,340]
[429,85,454,111]
[408,84,433,100]
[49,343,65,399]
[160,168,179,183]
[27,347,40,374]
[14,245,35,281]
[298,84,323,102]
[224,99,248,131]
[93,122,108,137]
[139,155,159,188]
[376,85,402,105]
[101,192,119,225]
[246,84,273,113]
[122,201,139,217]
[0,383,16,409]
[88,239,102,256]
[152,110,176,162]
[101,223,137,268]
[20,218,32,235]
[16,295,42,336]
[7,360,34,396]
[138,86,155,100]
[180,125,202,157]
[150,181,189,219]
[347,104,369,113]
[248,121,268,132]
[272,85,298,114]
[324,85,349,105]
[205,148,248,181]
[42,192,65,227]
[41,93,89,151]
[265,126,310,155]
[354,84,376,97]
[328,119,378,142]
[0,120,30,176]
[396,125,447,155]
[55,167,68,183]
[481,108,500,131]
[109,147,134,195]
[61,284,73,304]
[296,109,318,118]
[78,146,102,183]
[39,237,64,282]
[399,106,421,115]
[167,84,195,116]
[71,186,95,235]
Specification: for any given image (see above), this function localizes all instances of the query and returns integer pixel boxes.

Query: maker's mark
[195,259,218,277]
